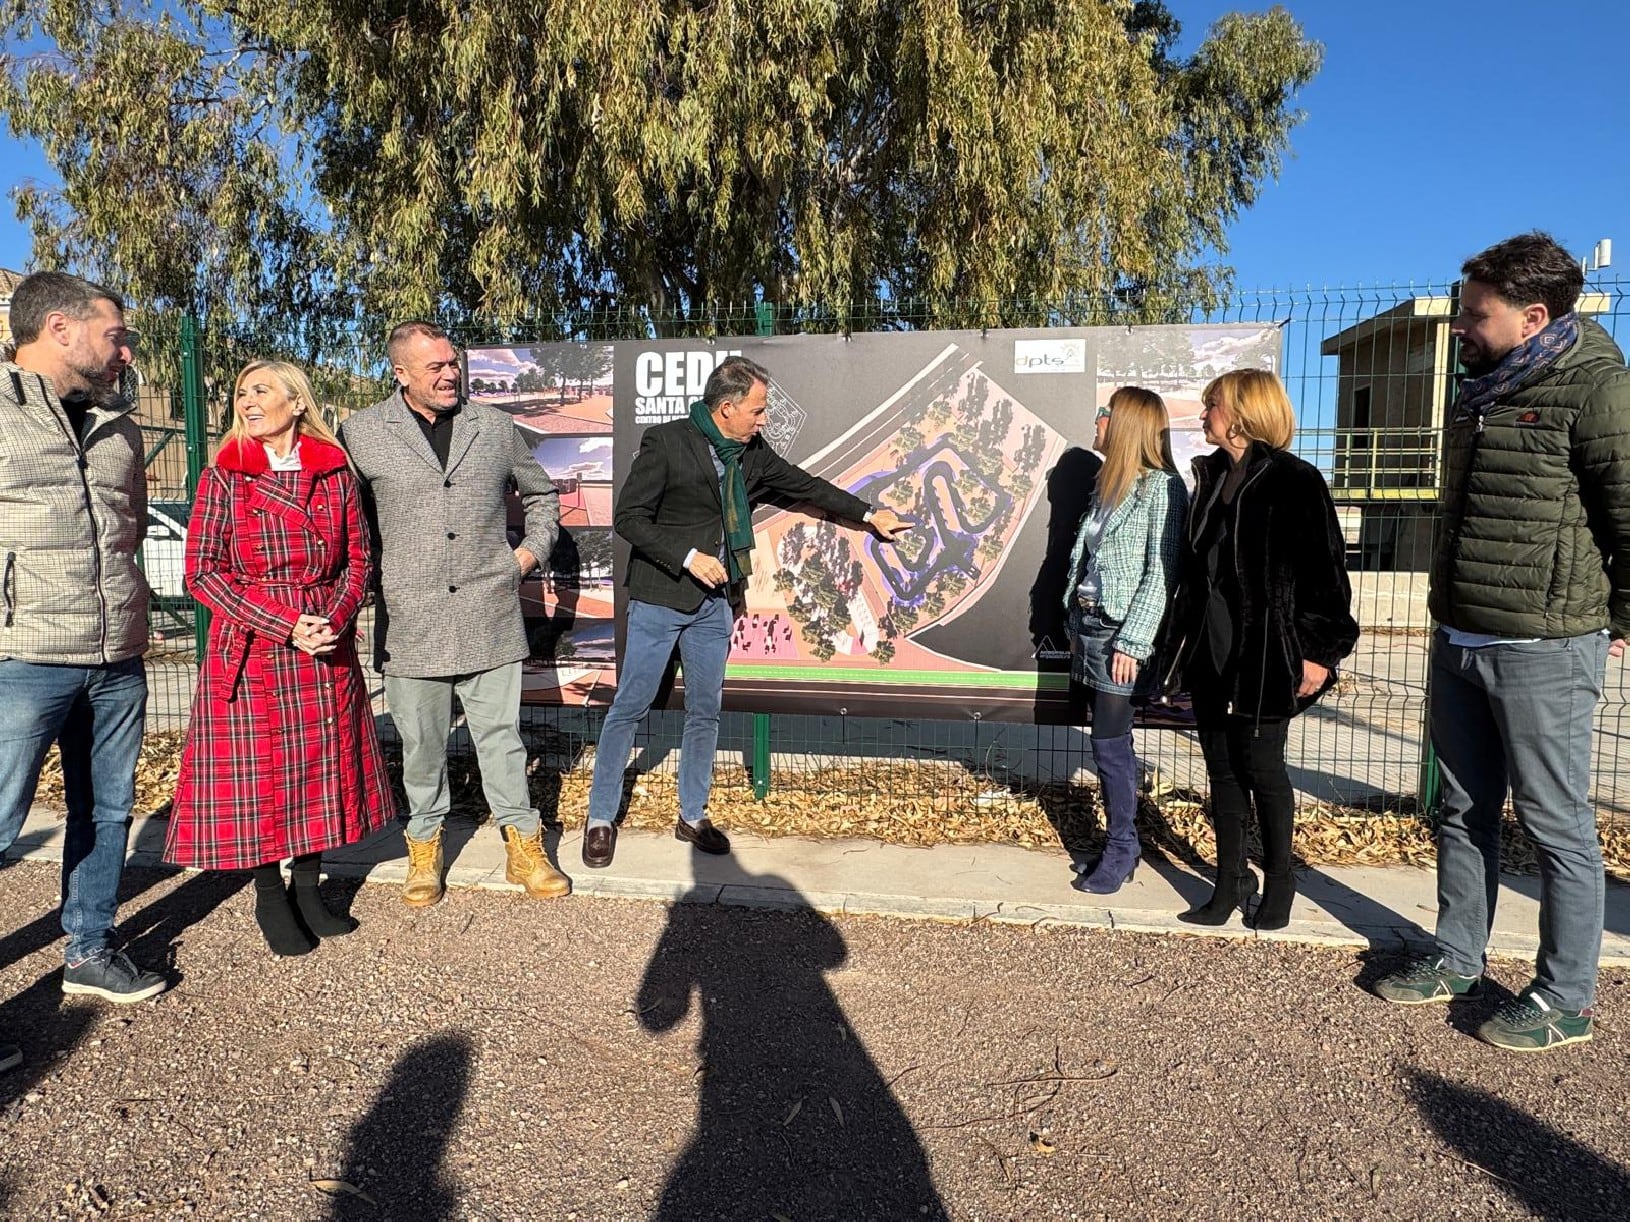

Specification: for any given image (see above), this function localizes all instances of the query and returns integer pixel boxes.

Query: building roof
[0,267,25,299]
[1320,292,1611,356]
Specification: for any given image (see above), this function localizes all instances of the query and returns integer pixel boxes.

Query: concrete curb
[9,809,1630,967]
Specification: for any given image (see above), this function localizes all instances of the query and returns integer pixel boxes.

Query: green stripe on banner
[723,665,1071,690]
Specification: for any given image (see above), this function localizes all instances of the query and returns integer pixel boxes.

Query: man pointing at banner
[581,356,910,867]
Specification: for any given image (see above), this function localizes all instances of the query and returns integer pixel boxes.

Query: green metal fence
[131,276,1630,825]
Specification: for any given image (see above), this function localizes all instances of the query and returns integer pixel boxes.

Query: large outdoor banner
[466,323,1281,722]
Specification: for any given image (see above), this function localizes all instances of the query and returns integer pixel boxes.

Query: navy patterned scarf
[1454,311,1579,423]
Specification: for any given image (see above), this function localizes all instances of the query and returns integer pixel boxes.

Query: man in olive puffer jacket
[1376,233,1630,1052]
[0,273,168,1052]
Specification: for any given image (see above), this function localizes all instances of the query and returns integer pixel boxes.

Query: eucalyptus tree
[2,1,1320,336]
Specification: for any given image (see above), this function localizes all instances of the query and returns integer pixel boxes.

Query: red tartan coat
[165,435,395,870]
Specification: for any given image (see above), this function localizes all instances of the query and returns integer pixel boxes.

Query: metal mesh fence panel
[128,277,1630,827]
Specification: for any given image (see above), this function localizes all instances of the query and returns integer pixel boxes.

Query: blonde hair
[1096,385,1177,510]
[227,360,345,454]
[1203,368,1295,450]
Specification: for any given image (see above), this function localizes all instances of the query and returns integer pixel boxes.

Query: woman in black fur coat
[1163,369,1360,930]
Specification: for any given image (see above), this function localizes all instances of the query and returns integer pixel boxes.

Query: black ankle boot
[288,855,358,938]
[1178,870,1259,925]
[1249,873,1296,930]
[251,866,316,956]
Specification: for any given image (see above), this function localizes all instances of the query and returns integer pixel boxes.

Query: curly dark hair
[1462,231,1584,322]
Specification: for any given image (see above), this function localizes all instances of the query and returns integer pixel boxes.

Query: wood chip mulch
[33,733,1630,881]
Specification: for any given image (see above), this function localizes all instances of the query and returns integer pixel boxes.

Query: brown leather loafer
[582,825,616,869]
[675,816,730,856]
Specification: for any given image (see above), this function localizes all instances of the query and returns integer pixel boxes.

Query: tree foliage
[2,1,1320,335]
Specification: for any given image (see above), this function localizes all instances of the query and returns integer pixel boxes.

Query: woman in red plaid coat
[166,360,394,956]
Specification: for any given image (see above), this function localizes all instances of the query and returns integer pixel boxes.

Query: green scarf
[689,399,754,583]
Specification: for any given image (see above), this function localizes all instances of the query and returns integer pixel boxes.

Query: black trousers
[1187,656,1294,878]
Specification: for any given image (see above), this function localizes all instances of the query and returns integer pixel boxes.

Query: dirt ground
[0,858,1626,1220]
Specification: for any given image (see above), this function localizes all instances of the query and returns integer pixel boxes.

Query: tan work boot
[502,825,571,898]
[402,828,445,907]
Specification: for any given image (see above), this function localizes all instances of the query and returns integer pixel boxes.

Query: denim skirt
[1069,605,1136,697]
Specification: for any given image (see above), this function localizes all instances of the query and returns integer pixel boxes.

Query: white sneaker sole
[62,977,167,1004]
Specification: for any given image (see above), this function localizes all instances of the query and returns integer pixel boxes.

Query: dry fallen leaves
[309,1178,376,1205]
[38,734,1630,879]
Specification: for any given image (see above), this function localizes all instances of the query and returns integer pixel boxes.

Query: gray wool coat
[339,390,559,677]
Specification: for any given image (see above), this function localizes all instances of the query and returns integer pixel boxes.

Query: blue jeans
[1429,631,1608,1010]
[588,595,733,827]
[0,658,147,962]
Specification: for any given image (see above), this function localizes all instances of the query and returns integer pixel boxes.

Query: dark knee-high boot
[1249,793,1297,931]
[288,853,359,938]
[1074,733,1141,895]
[252,864,316,956]
[1178,797,1258,925]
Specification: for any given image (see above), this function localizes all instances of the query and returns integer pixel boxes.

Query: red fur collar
[215,434,349,475]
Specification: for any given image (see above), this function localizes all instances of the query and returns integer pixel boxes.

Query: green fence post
[750,300,776,800]
[1417,738,1441,819]
[180,314,212,663]
[1416,638,1442,818]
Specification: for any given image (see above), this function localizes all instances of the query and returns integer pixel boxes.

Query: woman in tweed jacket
[1064,386,1188,895]
[165,362,394,957]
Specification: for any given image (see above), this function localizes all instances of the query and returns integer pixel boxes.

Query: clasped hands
[290,613,338,657]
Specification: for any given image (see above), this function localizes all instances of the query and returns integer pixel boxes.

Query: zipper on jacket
[37,373,112,660]
[1231,458,1273,724]
[1442,409,1487,625]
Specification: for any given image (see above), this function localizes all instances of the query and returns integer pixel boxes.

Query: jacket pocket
[2,551,14,626]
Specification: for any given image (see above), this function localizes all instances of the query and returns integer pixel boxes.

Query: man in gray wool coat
[340,321,567,905]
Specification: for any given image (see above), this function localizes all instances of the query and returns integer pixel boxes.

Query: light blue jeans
[587,594,733,827]
[1429,631,1609,1010]
[0,657,147,962]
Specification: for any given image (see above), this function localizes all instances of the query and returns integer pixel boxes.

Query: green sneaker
[1477,990,1594,1053]
[1373,954,1482,1006]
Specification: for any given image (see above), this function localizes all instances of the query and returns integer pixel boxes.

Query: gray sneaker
[1373,954,1482,1006]
[62,949,167,1004]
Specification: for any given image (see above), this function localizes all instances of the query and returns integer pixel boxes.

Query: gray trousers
[384,662,538,840]
[1429,630,1608,1010]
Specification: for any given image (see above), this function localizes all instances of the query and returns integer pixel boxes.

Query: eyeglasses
[1095,406,1112,420]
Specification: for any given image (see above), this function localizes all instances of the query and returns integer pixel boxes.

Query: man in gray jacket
[341,321,566,906]
[0,272,168,1057]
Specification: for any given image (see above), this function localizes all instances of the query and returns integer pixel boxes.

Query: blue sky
[3,2,1627,289]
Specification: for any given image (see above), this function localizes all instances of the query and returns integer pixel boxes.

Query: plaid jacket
[0,362,149,665]
[165,436,394,870]
[1065,468,1188,661]
[340,391,559,677]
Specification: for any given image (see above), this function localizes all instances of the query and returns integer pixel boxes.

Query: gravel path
[0,859,1626,1220]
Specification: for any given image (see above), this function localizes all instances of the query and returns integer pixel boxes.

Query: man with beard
[1374,233,1630,1051]
[0,273,168,1067]
[340,321,566,907]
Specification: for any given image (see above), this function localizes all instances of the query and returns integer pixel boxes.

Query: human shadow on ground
[636,867,948,1221]
[1408,1069,1630,1219]
[1031,751,1432,941]
[325,1031,474,1220]
[0,864,244,1209]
